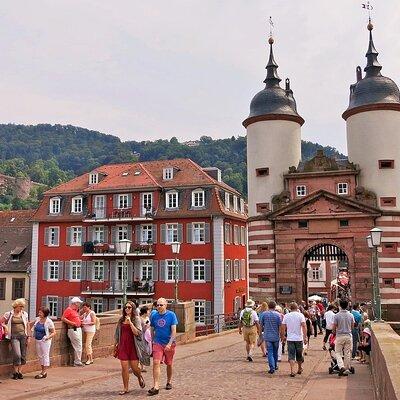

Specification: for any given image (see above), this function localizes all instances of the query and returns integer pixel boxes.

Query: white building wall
[213,217,225,315]
[29,222,39,318]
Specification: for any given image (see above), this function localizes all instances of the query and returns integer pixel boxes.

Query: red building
[30,159,247,321]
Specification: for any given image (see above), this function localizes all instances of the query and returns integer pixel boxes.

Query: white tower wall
[247,119,301,217]
[347,109,400,211]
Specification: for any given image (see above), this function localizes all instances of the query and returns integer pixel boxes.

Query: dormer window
[89,173,98,184]
[163,168,174,180]
[192,189,205,208]
[49,197,61,214]
[233,196,238,212]
[225,192,230,210]
[166,190,178,209]
[296,185,307,197]
[71,196,83,214]
[337,183,348,195]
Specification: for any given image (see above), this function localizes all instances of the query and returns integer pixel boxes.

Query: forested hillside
[0,124,345,209]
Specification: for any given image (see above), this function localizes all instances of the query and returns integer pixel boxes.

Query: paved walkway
[1,332,375,400]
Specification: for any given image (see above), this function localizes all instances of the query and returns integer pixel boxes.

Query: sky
[0,1,399,154]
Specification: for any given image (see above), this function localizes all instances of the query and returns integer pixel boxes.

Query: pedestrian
[238,299,261,362]
[309,301,319,337]
[332,299,355,376]
[316,300,325,334]
[80,302,96,365]
[302,308,312,355]
[61,296,84,366]
[275,305,285,360]
[114,300,145,395]
[358,327,372,364]
[148,297,178,396]
[1,298,30,379]
[351,303,362,359]
[322,304,336,350]
[280,302,307,378]
[259,301,282,374]
[139,306,152,354]
[256,302,268,357]
[31,307,56,378]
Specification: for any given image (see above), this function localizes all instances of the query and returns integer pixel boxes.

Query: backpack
[241,309,253,327]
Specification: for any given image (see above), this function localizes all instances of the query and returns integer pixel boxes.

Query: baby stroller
[328,333,355,375]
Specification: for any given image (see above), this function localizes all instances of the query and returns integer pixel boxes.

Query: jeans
[352,327,360,358]
[11,334,27,366]
[323,329,333,344]
[266,341,279,371]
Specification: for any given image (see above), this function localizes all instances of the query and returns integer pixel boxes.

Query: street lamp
[116,239,132,304]
[171,242,181,303]
[366,227,383,321]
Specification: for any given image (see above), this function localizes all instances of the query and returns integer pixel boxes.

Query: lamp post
[171,242,181,303]
[366,227,383,321]
[116,239,132,305]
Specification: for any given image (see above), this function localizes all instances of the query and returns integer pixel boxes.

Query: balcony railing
[195,313,239,337]
[83,207,154,222]
[81,279,154,296]
[82,241,155,257]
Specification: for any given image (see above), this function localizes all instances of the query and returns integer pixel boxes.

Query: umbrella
[308,295,322,301]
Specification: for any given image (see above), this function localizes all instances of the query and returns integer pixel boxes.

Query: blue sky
[0,1,399,153]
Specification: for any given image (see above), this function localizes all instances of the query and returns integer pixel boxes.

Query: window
[339,219,349,227]
[233,260,240,280]
[48,261,59,281]
[93,261,104,281]
[47,296,58,318]
[256,203,269,213]
[311,266,320,280]
[118,194,129,209]
[240,226,246,245]
[142,193,153,214]
[192,223,205,243]
[380,197,397,207]
[92,298,103,314]
[258,275,270,284]
[192,259,205,282]
[224,223,231,244]
[379,160,395,169]
[49,197,61,214]
[166,260,177,281]
[224,260,231,282]
[141,260,153,281]
[46,227,59,246]
[383,278,395,287]
[337,183,348,195]
[166,191,178,209]
[257,245,269,254]
[89,173,99,184]
[93,226,105,243]
[233,225,239,245]
[225,192,230,210]
[298,220,308,229]
[256,167,269,176]
[163,168,174,180]
[194,300,206,323]
[296,185,307,197]
[115,298,124,309]
[233,196,238,212]
[382,242,398,253]
[0,278,6,300]
[166,223,178,244]
[71,227,83,246]
[70,261,81,281]
[71,196,83,213]
[141,225,153,243]
[240,198,245,214]
[117,225,128,241]
[192,189,205,208]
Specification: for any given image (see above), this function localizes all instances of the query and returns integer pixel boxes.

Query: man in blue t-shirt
[259,301,282,374]
[351,303,362,358]
[148,298,178,396]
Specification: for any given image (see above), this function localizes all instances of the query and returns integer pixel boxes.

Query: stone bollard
[168,301,196,343]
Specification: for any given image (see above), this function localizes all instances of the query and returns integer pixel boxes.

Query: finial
[263,17,281,87]
[364,16,381,77]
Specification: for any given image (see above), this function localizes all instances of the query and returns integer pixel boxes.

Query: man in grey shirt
[332,299,355,376]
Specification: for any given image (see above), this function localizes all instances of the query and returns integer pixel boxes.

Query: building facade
[30,159,247,320]
[246,23,400,319]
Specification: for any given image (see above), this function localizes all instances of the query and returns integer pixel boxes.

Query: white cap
[70,296,83,304]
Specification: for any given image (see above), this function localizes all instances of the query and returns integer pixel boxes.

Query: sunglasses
[156,304,165,307]
[125,306,133,309]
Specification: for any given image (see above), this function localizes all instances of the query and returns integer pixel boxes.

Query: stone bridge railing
[0,302,195,377]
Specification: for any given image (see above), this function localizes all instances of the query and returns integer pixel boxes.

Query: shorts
[152,343,176,365]
[287,341,304,362]
[242,325,258,345]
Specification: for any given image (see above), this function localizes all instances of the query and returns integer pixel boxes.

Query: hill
[0,124,345,209]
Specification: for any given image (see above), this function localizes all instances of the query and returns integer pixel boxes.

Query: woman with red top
[114,301,145,395]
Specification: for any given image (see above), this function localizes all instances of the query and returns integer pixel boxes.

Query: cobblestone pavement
[31,335,374,400]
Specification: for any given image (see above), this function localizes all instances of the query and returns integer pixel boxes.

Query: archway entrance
[302,243,349,302]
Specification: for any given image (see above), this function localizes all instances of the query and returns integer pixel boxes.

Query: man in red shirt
[316,300,325,335]
[62,297,83,366]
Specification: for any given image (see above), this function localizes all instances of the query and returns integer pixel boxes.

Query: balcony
[83,207,154,222]
[81,280,154,296]
[82,241,156,257]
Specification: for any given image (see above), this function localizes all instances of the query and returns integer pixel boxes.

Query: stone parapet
[371,322,400,400]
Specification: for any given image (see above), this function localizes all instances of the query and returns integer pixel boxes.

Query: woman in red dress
[114,301,145,395]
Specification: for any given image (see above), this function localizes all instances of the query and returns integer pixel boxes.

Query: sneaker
[268,370,274,374]
[247,356,253,362]
[74,362,84,367]
[338,368,348,377]
[85,360,91,365]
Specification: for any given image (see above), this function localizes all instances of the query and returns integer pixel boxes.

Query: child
[358,327,372,364]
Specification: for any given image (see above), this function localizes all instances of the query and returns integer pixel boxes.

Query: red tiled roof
[0,210,35,227]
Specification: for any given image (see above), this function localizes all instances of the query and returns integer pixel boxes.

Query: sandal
[148,387,160,396]
[35,373,47,379]
[138,375,145,388]
[118,390,129,395]
[297,368,303,375]
[290,373,296,378]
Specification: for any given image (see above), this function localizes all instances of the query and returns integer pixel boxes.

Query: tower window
[382,242,398,253]
[256,203,270,213]
[380,197,396,207]
[337,183,348,195]
[298,220,308,229]
[296,185,307,197]
[339,219,349,227]
[257,245,269,254]
[379,160,395,169]
[256,168,269,177]
[383,278,394,288]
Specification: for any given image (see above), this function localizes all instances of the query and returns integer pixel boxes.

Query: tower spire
[263,17,281,87]
[364,19,382,77]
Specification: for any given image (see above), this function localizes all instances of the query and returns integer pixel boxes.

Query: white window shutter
[152,260,158,281]
[54,227,60,246]
[186,223,192,243]
[160,224,166,244]
[205,223,210,243]
[186,260,193,281]
[177,224,183,242]
[179,260,185,280]
[205,260,212,282]
[152,225,157,244]
[44,228,49,245]
[43,261,49,281]
[64,261,71,281]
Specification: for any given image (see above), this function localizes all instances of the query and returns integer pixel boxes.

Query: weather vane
[268,16,274,38]
[362,1,373,23]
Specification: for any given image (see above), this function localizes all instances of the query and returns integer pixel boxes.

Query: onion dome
[243,36,304,128]
[343,21,400,120]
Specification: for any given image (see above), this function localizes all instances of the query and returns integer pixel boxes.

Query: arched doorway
[302,243,350,302]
